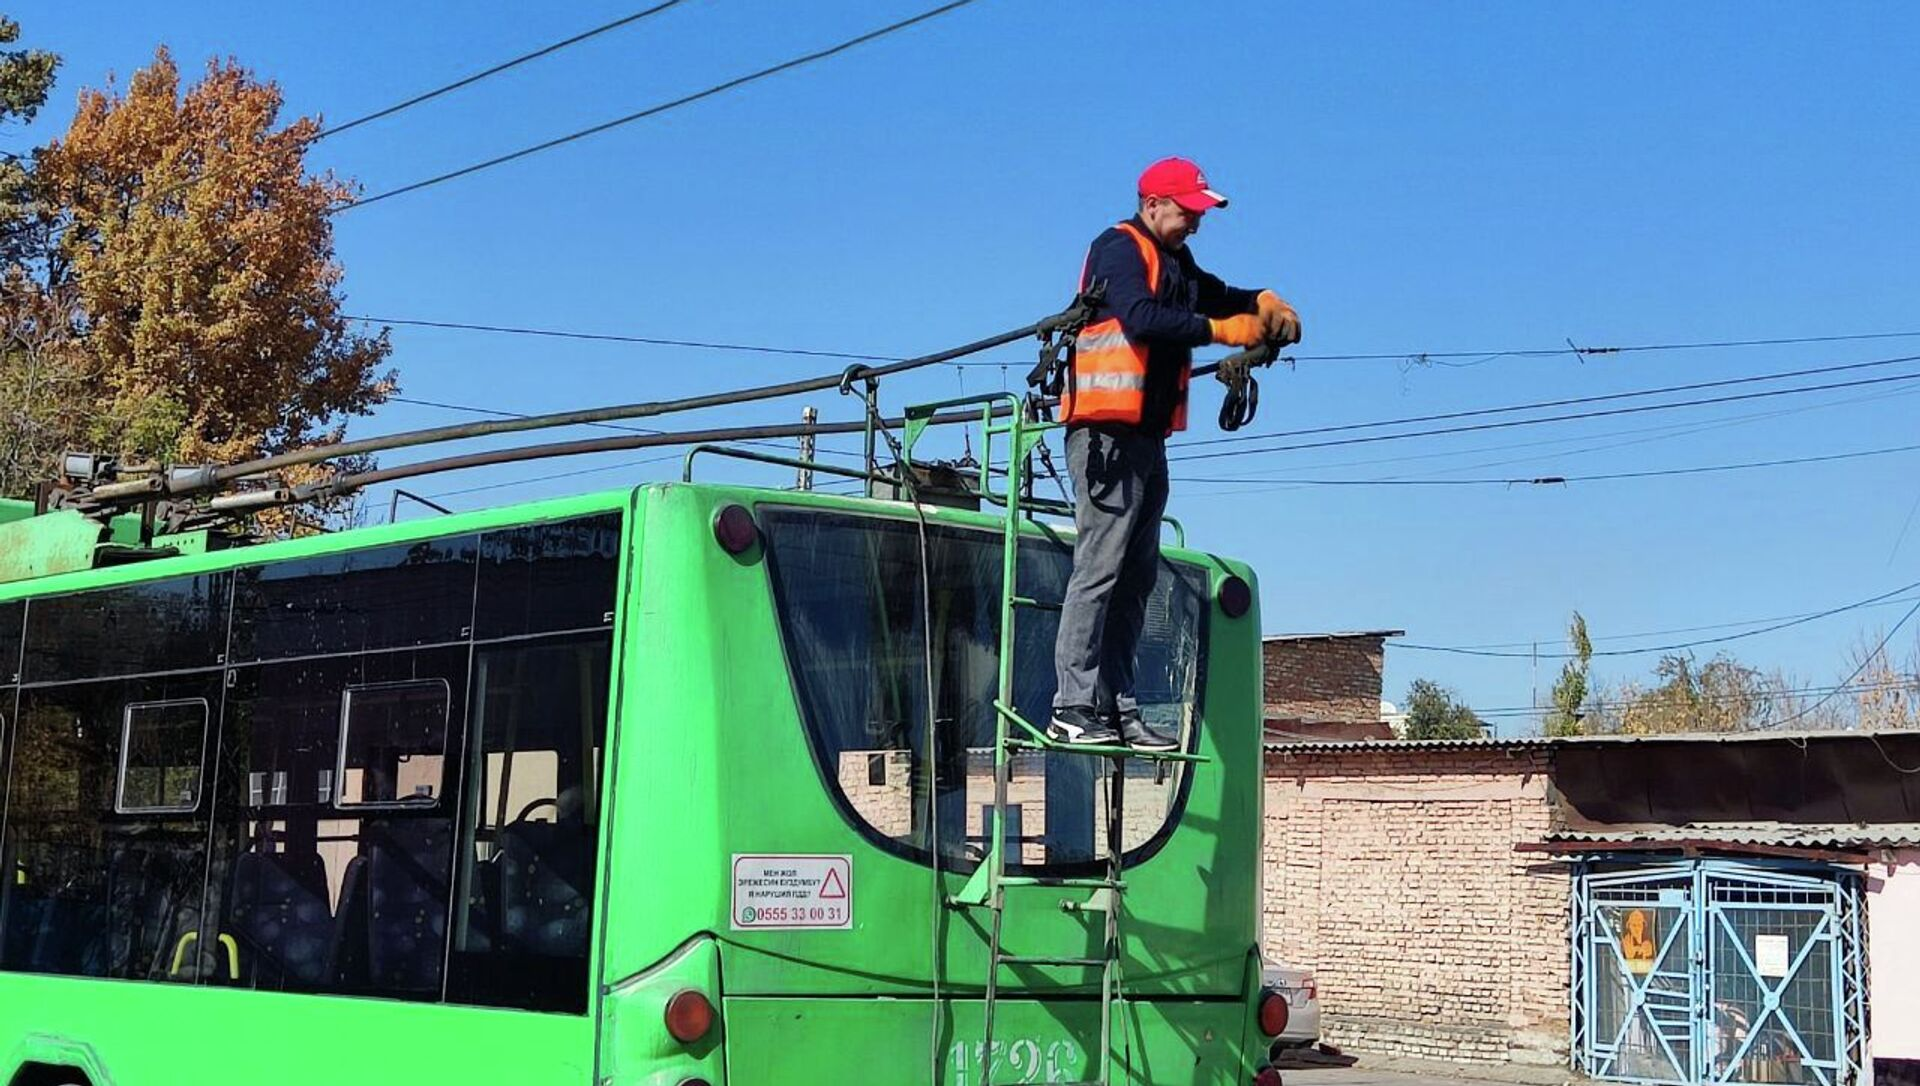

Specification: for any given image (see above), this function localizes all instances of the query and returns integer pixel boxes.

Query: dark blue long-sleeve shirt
[1080,215,1261,433]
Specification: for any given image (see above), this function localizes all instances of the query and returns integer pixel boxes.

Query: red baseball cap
[1138,156,1228,212]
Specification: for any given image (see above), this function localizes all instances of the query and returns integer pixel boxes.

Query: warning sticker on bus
[730,854,853,930]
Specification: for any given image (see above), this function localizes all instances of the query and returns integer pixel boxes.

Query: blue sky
[11,1,1920,729]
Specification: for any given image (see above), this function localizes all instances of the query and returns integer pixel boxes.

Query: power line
[315,1,691,140]
[1200,380,1920,482]
[1175,353,1920,452]
[421,451,688,500]
[390,393,865,460]
[1164,382,1920,502]
[1369,384,1920,480]
[374,349,1920,501]
[360,313,1920,377]
[1395,576,1920,660]
[1762,597,1920,735]
[1470,676,1920,720]
[354,315,902,363]
[1175,441,1920,490]
[1167,364,1920,464]
[340,0,979,211]
[946,328,1920,369]
[1298,329,1920,365]
[360,323,1920,469]
[85,4,696,231]
[1406,595,1920,653]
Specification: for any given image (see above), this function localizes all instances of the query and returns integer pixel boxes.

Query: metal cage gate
[1573,858,1870,1086]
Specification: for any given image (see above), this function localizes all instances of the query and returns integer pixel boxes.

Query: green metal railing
[903,393,1206,1086]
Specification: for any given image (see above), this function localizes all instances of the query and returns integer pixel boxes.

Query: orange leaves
[24,47,391,477]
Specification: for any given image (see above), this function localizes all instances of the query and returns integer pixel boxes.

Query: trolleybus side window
[0,511,617,1011]
[336,680,451,808]
[759,508,1207,871]
[446,632,610,1014]
[3,574,227,984]
[116,699,211,814]
[1,598,18,898]
[473,513,622,639]
[211,533,480,1003]
[228,537,478,663]
[22,573,231,684]
[0,598,22,684]
[209,648,469,1002]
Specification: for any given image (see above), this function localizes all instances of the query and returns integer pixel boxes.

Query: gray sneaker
[1048,705,1121,746]
[1113,708,1179,752]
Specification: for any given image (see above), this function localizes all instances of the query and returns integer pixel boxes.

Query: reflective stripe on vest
[1073,369,1147,392]
[1061,221,1192,434]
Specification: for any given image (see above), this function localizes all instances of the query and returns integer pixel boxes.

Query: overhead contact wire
[1396,576,1920,660]
[340,0,979,210]
[1167,365,1920,463]
[1175,353,1920,452]
[315,1,692,140]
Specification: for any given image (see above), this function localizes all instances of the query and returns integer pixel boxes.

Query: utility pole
[797,406,817,490]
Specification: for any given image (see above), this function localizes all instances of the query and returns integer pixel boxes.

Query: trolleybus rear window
[760,508,1207,870]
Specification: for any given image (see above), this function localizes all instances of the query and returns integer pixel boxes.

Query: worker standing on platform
[1049,157,1301,749]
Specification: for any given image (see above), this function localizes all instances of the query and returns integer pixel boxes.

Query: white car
[1261,961,1323,1051]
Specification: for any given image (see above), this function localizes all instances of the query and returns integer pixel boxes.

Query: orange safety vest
[1060,221,1190,434]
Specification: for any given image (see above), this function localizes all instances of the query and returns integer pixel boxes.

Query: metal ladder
[901,393,1206,1086]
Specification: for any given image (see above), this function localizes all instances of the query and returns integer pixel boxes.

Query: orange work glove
[1257,290,1302,346]
[1209,313,1266,348]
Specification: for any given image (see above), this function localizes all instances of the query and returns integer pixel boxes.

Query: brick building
[1262,631,1402,743]
[1261,741,1564,1064]
[1260,731,1920,1084]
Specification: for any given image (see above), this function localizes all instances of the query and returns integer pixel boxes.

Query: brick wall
[1263,636,1388,726]
[1262,746,1569,1066]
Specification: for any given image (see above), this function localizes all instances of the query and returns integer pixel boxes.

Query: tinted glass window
[338,681,450,808]
[447,633,610,1014]
[1,673,222,982]
[230,537,477,662]
[474,514,622,640]
[117,700,210,814]
[760,509,1206,870]
[203,647,467,1002]
[23,574,232,684]
[0,600,22,684]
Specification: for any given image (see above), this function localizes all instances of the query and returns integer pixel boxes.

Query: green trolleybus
[0,369,1284,1085]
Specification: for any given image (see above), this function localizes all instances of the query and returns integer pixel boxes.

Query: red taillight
[1301,974,1318,1001]
[665,988,717,1044]
[1218,574,1253,619]
[712,504,759,555]
[1258,988,1290,1037]
[1254,1068,1285,1086]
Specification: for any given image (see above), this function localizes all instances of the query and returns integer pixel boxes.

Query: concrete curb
[1276,1049,1575,1086]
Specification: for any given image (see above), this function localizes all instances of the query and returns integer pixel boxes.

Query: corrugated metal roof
[1263,728,1916,755]
[1545,822,1920,850]
[1262,630,1405,643]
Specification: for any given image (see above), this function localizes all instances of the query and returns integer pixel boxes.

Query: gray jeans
[1051,425,1170,713]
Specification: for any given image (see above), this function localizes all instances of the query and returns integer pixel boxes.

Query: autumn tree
[1402,678,1487,740]
[1843,635,1920,729]
[0,13,58,256]
[1542,611,1593,737]
[1594,652,1772,734]
[0,13,68,495]
[2,46,391,501]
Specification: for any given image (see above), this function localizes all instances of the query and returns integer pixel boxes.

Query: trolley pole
[797,406,817,490]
